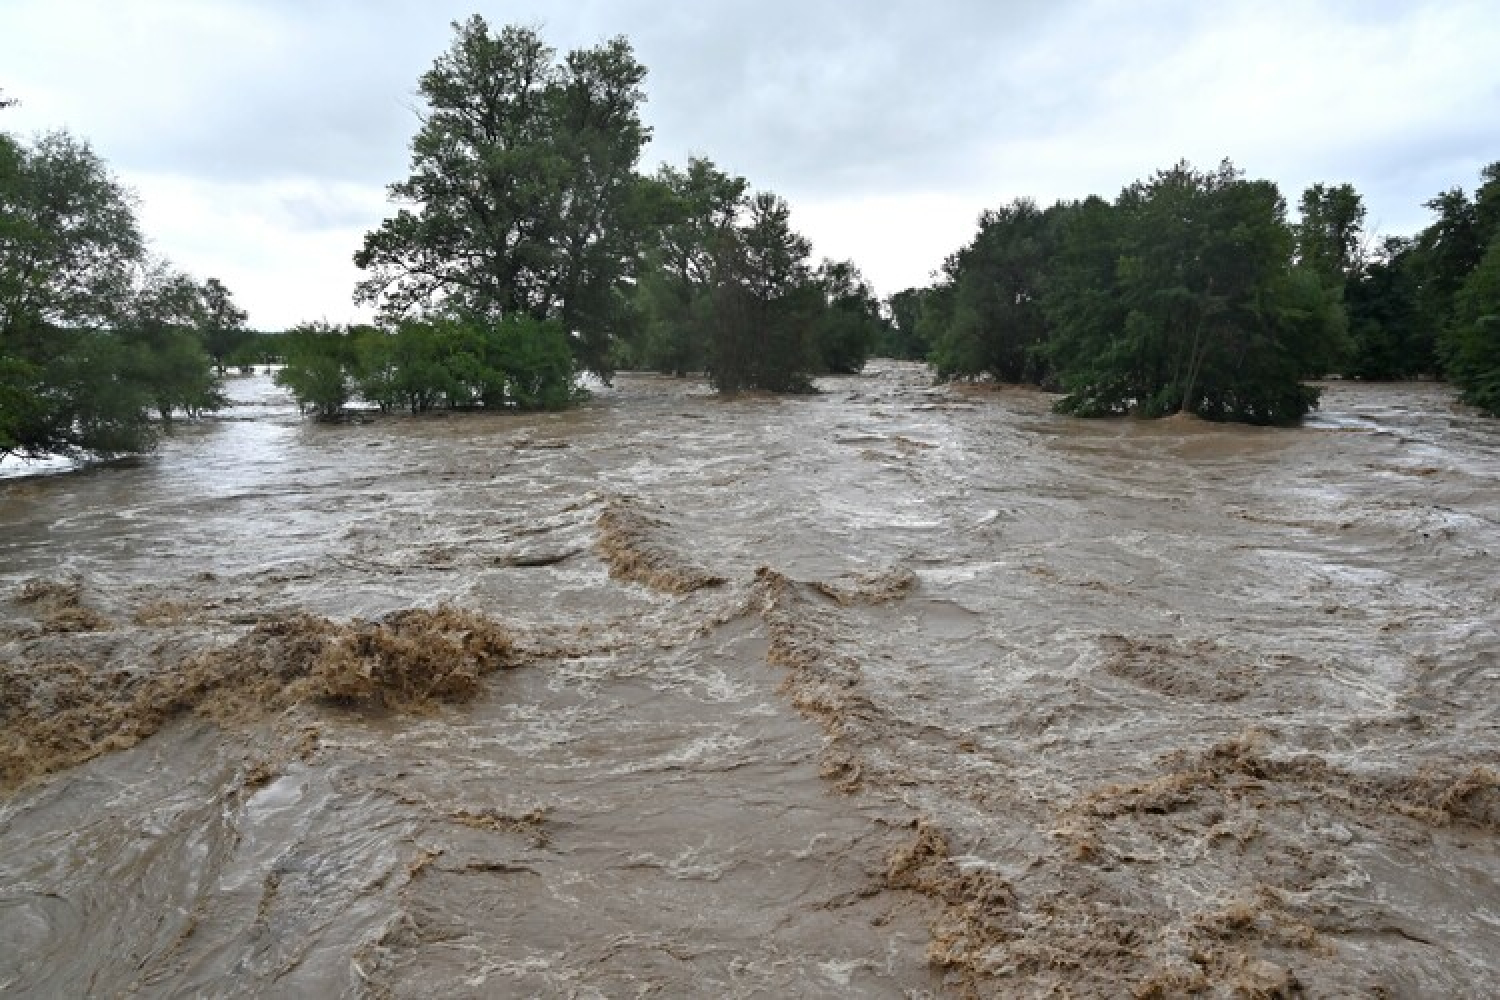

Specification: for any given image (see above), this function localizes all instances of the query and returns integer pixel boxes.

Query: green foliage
[1408,186,1484,375]
[626,158,747,376]
[0,128,229,461]
[929,198,1062,384]
[1337,162,1500,382]
[0,131,142,334]
[808,259,883,375]
[354,17,650,377]
[278,316,579,419]
[1296,182,1366,288]
[1045,161,1344,425]
[114,262,228,420]
[879,287,933,360]
[1443,240,1500,414]
[706,191,819,394]
[275,322,354,419]
[1344,237,1426,378]
[198,277,250,373]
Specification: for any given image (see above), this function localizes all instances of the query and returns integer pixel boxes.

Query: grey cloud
[3,0,1496,326]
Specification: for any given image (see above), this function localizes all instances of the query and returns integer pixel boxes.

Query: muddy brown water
[2,363,1498,997]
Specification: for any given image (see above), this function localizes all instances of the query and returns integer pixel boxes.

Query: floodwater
[1,364,1497,998]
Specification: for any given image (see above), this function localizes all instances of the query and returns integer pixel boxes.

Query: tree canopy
[354,17,651,378]
[1,127,236,461]
[915,160,1347,424]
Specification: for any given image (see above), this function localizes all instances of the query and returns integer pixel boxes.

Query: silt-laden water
[1,364,1497,997]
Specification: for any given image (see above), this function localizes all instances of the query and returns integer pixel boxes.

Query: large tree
[929,197,1063,384]
[1344,236,1425,379]
[628,157,747,375]
[0,131,142,342]
[1296,182,1366,288]
[354,17,651,377]
[198,276,249,373]
[1443,238,1500,414]
[1046,160,1345,424]
[705,191,820,393]
[1,129,227,460]
[807,258,884,375]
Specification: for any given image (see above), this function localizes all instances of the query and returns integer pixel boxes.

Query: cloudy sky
[3,0,1497,329]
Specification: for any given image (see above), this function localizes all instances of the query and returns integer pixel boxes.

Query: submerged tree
[807,258,885,375]
[1,129,228,460]
[354,17,651,378]
[628,157,747,376]
[705,191,821,393]
[929,197,1063,384]
[198,277,250,373]
[277,315,579,420]
[880,286,934,360]
[1046,160,1345,424]
[1443,238,1500,414]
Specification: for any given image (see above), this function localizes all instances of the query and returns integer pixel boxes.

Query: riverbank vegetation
[348,16,888,405]
[0,124,251,461]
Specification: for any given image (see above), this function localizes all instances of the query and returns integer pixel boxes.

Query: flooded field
[2,363,1497,997]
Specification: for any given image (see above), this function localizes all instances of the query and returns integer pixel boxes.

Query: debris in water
[0,605,517,789]
[595,496,727,594]
[13,576,112,633]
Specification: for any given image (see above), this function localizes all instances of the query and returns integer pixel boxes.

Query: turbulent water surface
[1,364,1498,998]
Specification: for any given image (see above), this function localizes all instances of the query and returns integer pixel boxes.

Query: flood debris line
[12,576,112,633]
[1066,731,1499,840]
[885,821,1016,982]
[0,605,518,789]
[752,566,885,793]
[1100,634,1254,703]
[752,564,1031,993]
[811,566,918,607]
[595,495,728,594]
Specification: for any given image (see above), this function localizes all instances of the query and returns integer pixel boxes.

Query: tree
[113,261,228,419]
[1443,239,1500,414]
[1410,187,1482,372]
[198,277,250,373]
[354,17,651,378]
[929,198,1063,384]
[706,191,819,393]
[275,321,354,419]
[1296,182,1366,288]
[0,131,142,341]
[628,157,747,375]
[1046,160,1344,424]
[808,259,883,374]
[880,287,934,360]
[1,129,225,460]
[282,314,580,420]
[1344,236,1425,378]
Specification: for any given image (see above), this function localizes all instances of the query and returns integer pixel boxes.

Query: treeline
[1,124,252,461]
[330,16,887,412]
[277,158,891,417]
[905,159,1500,422]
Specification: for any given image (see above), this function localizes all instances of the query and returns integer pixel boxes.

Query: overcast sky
[3,0,1497,329]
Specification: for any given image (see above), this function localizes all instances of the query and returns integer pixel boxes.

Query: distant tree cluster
[911,159,1500,422]
[1,124,248,461]
[353,17,888,399]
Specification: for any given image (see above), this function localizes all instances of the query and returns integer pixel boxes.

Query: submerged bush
[276,315,582,418]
